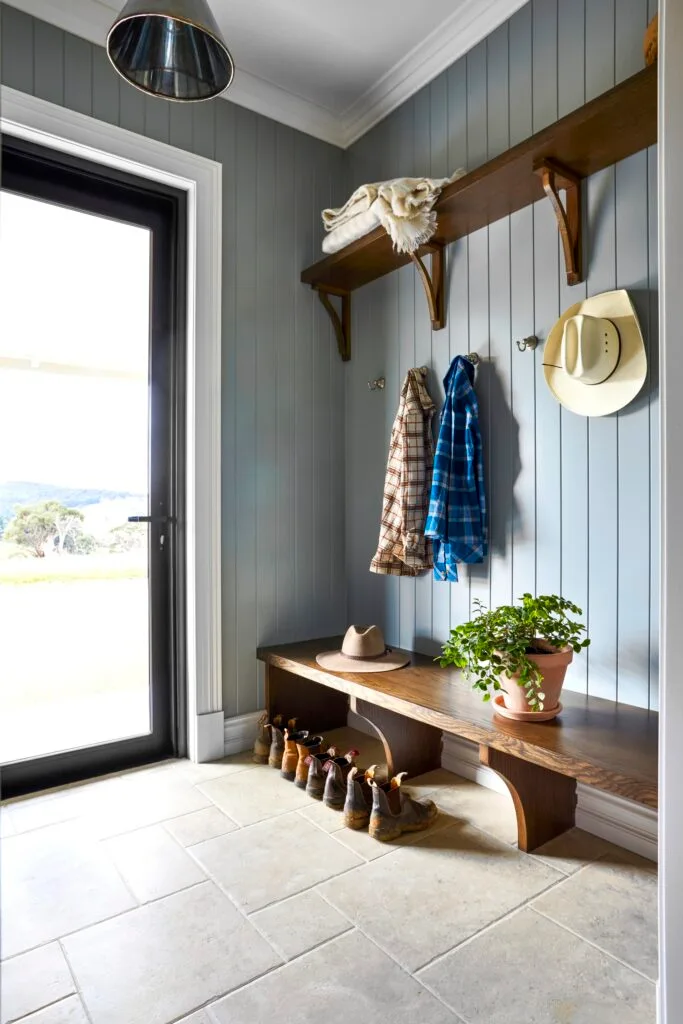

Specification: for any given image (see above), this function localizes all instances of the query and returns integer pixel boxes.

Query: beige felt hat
[316,625,410,673]
[543,289,646,417]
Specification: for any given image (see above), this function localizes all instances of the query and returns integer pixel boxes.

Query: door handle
[127,515,174,524]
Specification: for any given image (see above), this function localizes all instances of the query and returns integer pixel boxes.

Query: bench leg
[351,697,442,778]
[480,746,577,853]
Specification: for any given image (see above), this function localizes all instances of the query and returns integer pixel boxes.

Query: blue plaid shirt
[425,356,487,581]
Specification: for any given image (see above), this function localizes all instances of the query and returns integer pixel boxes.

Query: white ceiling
[7,0,526,146]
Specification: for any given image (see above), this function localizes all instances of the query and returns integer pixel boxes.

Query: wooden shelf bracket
[410,245,446,330]
[315,285,351,362]
[534,159,583,286]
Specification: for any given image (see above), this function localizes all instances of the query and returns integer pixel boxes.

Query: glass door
[0,137,186,795]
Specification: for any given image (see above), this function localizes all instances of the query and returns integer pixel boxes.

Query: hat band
[343,646,392,661]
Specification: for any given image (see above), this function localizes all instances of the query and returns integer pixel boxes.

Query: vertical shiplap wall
[346,0,659,710]
[0,6,349,715]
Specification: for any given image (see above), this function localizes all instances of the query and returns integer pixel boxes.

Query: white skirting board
[348,711,657,862]
[223,709,266,756]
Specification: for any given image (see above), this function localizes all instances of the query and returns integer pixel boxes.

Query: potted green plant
[439,594,590,721]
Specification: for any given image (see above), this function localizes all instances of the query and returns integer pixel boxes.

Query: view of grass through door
[0,190,152,763]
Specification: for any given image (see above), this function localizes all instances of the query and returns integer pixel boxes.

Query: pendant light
[107,0,234,102]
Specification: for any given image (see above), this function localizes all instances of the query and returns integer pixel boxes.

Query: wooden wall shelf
[303,63,657,360]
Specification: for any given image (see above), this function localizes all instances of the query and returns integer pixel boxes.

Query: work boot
[267,716,296,769]
[368,773,437,842]
[323,750,360,809]
[305,747,341,800]
[281,727,311,781]
[343,765,381,829]
[294,735,324,789]
[253,713,271,764]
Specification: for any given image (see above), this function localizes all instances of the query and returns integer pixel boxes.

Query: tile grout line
[4,992,79,1024]
[1,881,210,964]
[410,867,581,978]
[313,889,469,1024]
[57,942,96,1024]
[185,836,368,921]
[190,930,361,1017]
[529,905,658,985]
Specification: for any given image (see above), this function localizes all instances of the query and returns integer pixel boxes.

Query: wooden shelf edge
[302,64,657,297]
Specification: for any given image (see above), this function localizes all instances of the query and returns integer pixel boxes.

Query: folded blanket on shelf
[321,169,465,255]
[322,208,381,254]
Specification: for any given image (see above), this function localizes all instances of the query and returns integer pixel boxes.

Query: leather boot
[343,765,381,829]
[267,716,296,769]
[305,747,340,800]
[281,727,310,781]
[323,750,360,809]
[294,735,324,789]
[368,773,437,842]
[253,713,271,764]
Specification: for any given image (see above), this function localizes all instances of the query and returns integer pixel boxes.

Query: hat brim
[543,290,647,417]
[316,650,411,673]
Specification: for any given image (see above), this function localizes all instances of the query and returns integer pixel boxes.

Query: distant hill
[0,482,144,520]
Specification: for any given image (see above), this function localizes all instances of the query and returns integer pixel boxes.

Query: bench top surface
[258,637,658,808]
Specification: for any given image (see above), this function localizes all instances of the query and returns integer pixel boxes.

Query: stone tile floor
[0,727,657,1024]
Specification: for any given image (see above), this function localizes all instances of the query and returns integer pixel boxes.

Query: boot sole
[306,790,324,800]
[369,813,438,843]
[343,813,370,830]
[281,770,296,781]
[323,799,345,811]
[294,779,309,789]
[252,754,269,764]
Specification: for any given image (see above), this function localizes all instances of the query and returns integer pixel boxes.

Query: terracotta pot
[499,642,573,719]
[644,14,658,66]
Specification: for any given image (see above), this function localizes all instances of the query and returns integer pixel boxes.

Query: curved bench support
[481,745,577,852]
[350,696,442,778]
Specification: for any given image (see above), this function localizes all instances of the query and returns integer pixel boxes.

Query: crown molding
[4,0,525,149]
[340,0,528,146]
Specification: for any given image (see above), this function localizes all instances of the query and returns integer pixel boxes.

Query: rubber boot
[368,773,437,842]
[294,735,324,789]
[281,727,310,781]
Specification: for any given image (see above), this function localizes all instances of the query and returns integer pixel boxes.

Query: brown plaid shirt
[370,367,436,576]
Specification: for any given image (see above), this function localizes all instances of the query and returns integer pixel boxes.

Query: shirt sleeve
[399,399,431,567]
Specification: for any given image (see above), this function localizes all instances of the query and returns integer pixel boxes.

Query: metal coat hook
[516,335,539,353]
[368,377,386,391]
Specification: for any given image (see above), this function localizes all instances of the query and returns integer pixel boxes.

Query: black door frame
[0,135,187,796]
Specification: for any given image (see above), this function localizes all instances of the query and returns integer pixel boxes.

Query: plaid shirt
[370,368,435,576]
[425,356,487,581]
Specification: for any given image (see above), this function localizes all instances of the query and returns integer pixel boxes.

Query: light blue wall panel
[346,0,658,710]
[0,6,349,716]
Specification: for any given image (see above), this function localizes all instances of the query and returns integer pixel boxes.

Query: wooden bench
[257,637,658,853]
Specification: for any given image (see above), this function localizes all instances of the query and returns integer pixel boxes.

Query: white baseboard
[575,781,658,862]
[195,711,226,762]
[223,709,266,756]
[441,734,510,795]
[346,713,657,862]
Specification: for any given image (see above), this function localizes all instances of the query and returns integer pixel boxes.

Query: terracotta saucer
[492,693,562,723]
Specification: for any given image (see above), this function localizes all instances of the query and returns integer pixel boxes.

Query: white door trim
[658,0,682,1018]
[0,86,223,762]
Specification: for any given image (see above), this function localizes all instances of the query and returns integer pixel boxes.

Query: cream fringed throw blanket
[322,170,465,255]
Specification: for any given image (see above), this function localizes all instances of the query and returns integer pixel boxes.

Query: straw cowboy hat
[316,625,410,673]
[543,289,647,417]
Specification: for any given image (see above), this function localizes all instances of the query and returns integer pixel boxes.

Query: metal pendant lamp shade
[107,0,235,102]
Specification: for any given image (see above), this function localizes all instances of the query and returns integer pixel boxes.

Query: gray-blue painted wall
[345,0,659,710]
[0,4,349,716]
[1,0,659,715]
